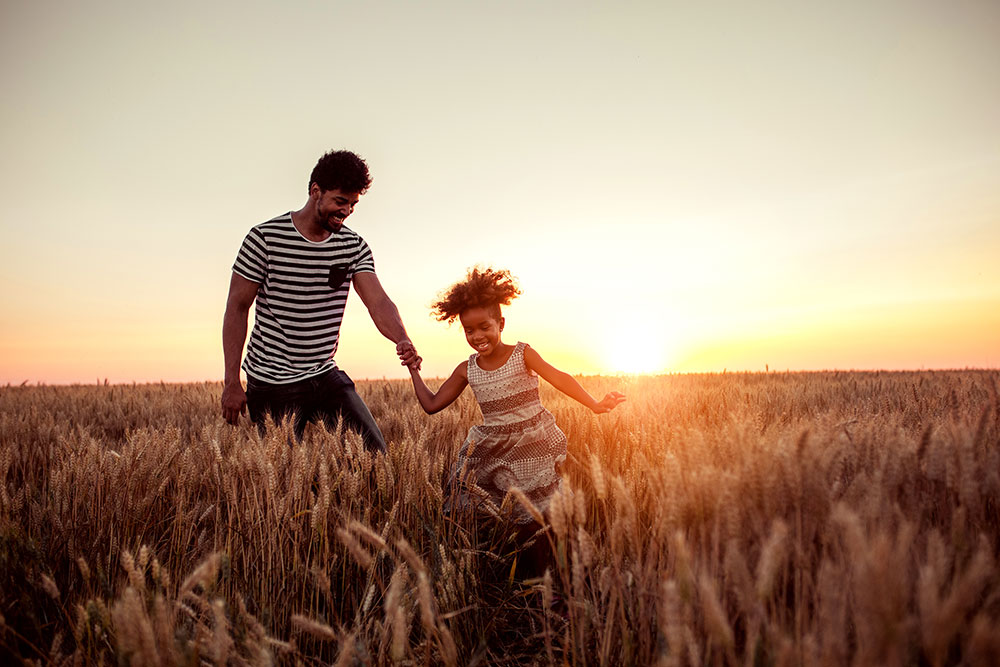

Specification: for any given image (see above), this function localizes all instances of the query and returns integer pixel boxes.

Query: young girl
[408,266,625,527]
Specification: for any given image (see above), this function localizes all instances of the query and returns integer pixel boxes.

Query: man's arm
[352,271,420,367]
[222,272,260,424]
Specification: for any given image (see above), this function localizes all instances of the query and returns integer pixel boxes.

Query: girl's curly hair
[431,266,522,323]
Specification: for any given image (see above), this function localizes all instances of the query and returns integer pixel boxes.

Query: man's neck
[290,203,330,243]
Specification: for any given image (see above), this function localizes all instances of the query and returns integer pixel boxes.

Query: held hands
[397,339,421,371]
[592,391,626,414]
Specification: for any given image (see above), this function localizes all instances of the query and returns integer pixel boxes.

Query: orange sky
[1,1,999,384]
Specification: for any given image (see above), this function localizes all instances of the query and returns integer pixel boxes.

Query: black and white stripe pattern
[232,213,375,384]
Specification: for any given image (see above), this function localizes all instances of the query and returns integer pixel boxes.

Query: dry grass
[1,370,999,665]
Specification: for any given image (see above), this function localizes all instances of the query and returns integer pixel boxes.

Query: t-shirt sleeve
[353,237,375,274]
[232,227,267,283]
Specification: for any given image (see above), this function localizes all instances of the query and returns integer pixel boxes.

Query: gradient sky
[2,0,999,384]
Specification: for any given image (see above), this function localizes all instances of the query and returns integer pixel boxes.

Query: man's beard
[319,214,343,233]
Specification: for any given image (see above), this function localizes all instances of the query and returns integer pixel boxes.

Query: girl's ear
[498,317,505,331]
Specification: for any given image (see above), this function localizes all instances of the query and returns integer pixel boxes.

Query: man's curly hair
[309,150,373,194]
[431,267,522,323]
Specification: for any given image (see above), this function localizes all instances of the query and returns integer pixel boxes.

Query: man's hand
[222,273,258,425]
[397,339,421,371]
[593,391,626,414]
[222,382,247,425]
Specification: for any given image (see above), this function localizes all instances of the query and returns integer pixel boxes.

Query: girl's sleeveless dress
[450,341,567,524]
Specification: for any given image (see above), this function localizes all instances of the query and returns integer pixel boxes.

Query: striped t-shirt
[232,213,375,384]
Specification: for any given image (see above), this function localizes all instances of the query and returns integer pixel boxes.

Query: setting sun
[602,318,671,375]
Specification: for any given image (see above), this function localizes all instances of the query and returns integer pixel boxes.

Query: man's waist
[244,361,337,386]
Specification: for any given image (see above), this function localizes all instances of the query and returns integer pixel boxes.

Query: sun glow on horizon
[601,314,673,375]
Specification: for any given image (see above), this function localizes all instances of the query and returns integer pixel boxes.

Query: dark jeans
[246,369,386,452]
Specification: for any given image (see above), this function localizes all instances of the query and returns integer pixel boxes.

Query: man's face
[314,187,361,233]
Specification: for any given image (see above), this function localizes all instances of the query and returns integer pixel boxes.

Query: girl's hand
[593,391,626,414]
[397,339,421,370]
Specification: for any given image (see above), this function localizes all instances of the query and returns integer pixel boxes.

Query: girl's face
[459,307,504,357]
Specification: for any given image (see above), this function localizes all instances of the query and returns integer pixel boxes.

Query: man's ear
[309,182,321,199]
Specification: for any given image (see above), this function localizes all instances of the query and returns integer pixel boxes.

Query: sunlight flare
[601,315,670,375]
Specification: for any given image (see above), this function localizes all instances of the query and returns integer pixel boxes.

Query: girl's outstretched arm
[409,361,469,414]
[523,345,625,414]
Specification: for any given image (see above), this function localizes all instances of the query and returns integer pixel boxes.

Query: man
[221,149,418,451]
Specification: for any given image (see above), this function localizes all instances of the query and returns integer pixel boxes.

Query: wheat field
[1,370,998,665]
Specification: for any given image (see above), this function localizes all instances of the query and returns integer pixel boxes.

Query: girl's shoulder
[516,341,535,361]
[452,361,469,386]
[518,342,543,377]
[510,341,530,358]
[503,342,537,379]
